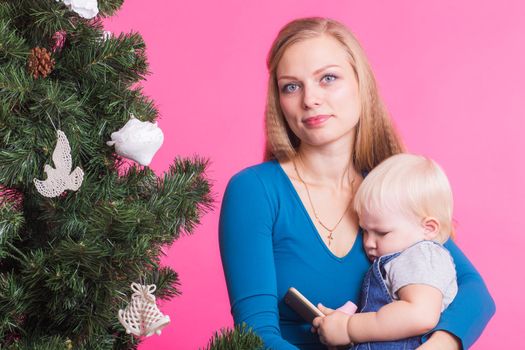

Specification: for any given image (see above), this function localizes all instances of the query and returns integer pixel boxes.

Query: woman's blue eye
[322,74,337,83]
[282,83,299,93]
[281,75,335,93]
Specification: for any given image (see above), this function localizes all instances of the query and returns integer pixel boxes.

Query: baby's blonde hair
[354,153,454,242]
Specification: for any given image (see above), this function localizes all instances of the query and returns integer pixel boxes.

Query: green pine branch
[0,201,24,259]
[0,1,214,348]
[0,17,28,63]
[203,324,266,350]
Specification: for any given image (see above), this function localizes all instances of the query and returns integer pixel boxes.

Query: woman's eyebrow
[277,64,341,81]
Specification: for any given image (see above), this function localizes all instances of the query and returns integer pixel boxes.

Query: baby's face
[359,209,427,261]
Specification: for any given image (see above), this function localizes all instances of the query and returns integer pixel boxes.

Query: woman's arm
[423,240,496,349]
[418,330,460,350]
[219,168,298,350]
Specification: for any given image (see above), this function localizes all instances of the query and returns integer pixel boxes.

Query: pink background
[104,1,524,348]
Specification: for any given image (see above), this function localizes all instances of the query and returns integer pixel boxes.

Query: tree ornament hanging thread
[27,47,55,79]
[118,282,170,337]
[33,130,84,197]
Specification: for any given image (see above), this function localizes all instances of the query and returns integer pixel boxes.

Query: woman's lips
[303,115,331,127]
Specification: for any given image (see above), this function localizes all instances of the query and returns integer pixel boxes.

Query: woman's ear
[422,217,441,240]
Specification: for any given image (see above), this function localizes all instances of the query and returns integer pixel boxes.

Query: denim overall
[352,251,421,350]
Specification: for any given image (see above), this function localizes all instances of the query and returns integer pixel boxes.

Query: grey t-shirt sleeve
[383,241,458,311]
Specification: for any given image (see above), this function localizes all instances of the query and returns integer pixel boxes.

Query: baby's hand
[312,304,352,346]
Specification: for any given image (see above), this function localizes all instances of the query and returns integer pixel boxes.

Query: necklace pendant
[327,231,334,246]
[293,157,355,250]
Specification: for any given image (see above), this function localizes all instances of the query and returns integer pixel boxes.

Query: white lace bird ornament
[33,130,84,197]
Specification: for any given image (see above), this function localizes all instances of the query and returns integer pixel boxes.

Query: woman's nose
[302,85,322,109]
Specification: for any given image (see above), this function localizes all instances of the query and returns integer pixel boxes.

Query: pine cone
[27,47,55,79]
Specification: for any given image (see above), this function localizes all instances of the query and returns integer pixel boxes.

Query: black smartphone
[284,287,324,324]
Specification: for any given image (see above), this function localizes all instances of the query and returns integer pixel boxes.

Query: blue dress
[219,160,495,349]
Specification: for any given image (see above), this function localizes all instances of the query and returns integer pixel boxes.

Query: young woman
[219,17,494,349]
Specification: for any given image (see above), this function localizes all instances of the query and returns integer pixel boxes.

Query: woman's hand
[312,304,353,346]
[416,330,461,350]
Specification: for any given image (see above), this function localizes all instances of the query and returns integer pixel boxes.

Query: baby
[313,153,458,349]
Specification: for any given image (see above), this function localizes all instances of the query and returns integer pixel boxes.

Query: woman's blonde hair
[264,17,404,173]
[353,153,454,241]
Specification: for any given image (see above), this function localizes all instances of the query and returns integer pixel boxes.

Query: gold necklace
[292,157,356,247]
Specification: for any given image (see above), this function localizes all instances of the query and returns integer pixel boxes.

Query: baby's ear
[422,217,440,240]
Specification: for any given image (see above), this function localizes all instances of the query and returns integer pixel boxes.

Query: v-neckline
[272,159,361,261]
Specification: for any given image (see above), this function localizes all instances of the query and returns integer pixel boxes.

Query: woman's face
[276,35,361,149]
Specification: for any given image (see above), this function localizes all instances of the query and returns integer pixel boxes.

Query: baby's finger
[312,316,323,328]
[318,303,335,315]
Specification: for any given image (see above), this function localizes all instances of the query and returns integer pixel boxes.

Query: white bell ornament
[118,282,170,337]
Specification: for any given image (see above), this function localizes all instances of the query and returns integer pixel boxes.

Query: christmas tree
[0,1,214,348]
[204,324,265,350]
